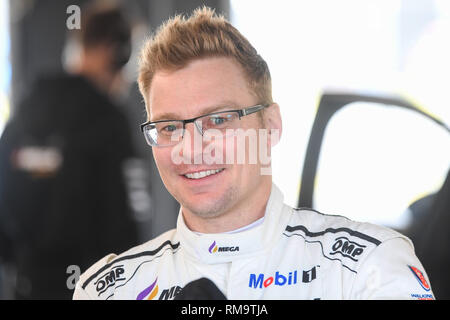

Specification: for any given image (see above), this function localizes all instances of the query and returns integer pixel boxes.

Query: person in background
[415,170,450,299]
[0,3,138,299]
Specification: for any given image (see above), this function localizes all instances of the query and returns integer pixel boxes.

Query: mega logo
[208,240,239,254]
[208,241,218,253]
[249,267,318,289]
[408,266,431,292]
[136,278,183,300]
[95,266,125,295]
[330,237,365,261]
[136,278,159,300]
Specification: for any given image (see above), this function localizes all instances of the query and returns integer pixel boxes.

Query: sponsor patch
[137,278,159,300]
[94,266,126,296]
[330,237,366,261]
[248,266,319,289]
[410,293,433,300]
[208,240,239,254]
[408,266,431,292]
[137,278,182,300]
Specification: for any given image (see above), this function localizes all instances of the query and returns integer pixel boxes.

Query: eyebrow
[150,101,240,122]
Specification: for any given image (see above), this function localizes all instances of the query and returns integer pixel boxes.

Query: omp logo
[136,278,159,300]
[330,237,366,261]
[408,266,431,292]
[208,241,218,253]
[208,241,239,254]
[248,267,318,289]
[95,266,125,295]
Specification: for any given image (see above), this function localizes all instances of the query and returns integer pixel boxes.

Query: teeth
[185,169,224,179]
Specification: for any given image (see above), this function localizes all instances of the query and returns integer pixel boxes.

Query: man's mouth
[183,168,225,180]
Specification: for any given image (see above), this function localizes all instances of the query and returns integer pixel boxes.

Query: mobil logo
[249,270,298,289]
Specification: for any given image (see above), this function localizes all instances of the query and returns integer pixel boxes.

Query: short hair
[138,6,272,109]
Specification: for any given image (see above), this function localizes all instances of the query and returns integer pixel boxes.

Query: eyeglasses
[140,103,270,147]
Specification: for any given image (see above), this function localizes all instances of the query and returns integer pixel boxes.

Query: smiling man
[146,55,279,234]
[74,7,434,300]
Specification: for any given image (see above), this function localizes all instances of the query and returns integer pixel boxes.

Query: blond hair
[137,6,272,108]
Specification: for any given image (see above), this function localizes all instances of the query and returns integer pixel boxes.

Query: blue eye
[160,124,178,133]
[200,112,238,131]
[212,117,226,125]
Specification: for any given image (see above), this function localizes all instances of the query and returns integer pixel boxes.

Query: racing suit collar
[176,183,292,264]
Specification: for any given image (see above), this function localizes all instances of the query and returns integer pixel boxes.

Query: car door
[297,92,450,232]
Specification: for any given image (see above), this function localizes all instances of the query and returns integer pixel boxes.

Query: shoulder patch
[408,265,431,292]
[81,240,180,290]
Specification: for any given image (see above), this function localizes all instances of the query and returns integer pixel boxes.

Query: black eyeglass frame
[140,103,271,145]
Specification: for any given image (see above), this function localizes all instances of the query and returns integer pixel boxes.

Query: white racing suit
[73,184,434,300]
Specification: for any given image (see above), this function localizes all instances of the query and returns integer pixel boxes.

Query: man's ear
[264,103,282,147]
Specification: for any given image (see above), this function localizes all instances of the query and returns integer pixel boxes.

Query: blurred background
[0,0,449,299]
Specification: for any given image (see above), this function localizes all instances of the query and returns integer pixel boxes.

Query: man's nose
[179,122,204,164]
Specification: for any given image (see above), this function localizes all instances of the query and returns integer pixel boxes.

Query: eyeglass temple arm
[241,104,270,116]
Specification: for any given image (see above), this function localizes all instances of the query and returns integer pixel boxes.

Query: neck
[182,178,273,234]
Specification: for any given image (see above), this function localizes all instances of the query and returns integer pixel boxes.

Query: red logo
[408,266,430,292]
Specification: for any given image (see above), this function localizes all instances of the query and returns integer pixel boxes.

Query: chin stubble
[182,184,239,219]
